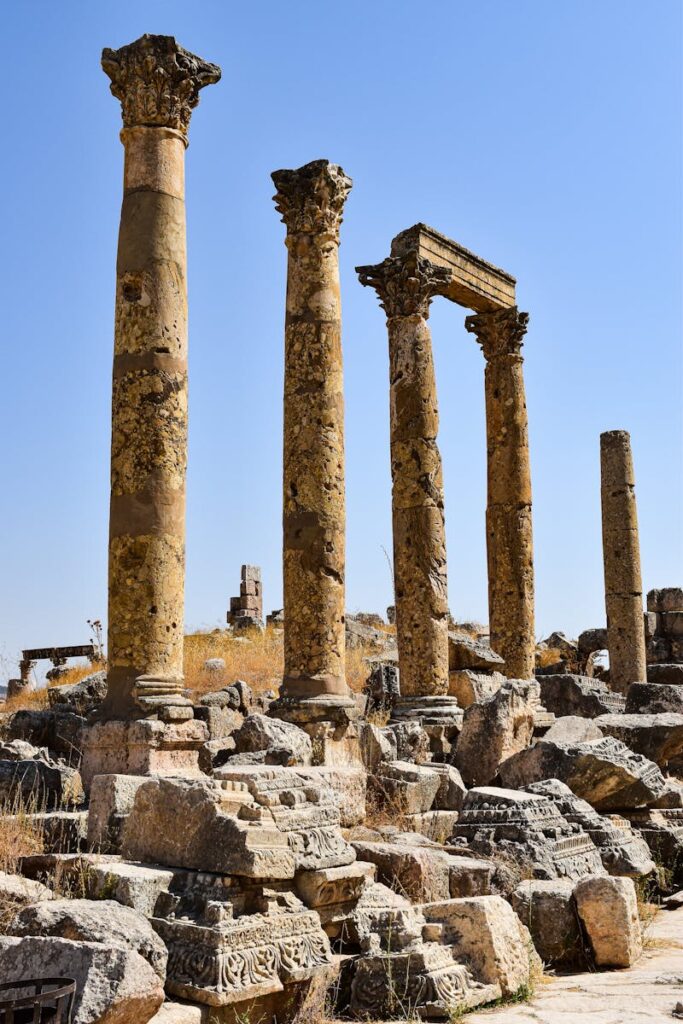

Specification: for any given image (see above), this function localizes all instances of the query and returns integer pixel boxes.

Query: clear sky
[1,0,681,685]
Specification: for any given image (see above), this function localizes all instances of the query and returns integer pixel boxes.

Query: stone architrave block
[511,879,582,966]
[371,760,441,814]
[0,935,164,1024]
[421,895,538,998]
[626,682,683,714]
[499,736,668,811]
[9,898,168,981]
[574,875,642,967]
[594,712,683,767]
[538,674,625,717]
[455,680,539,787]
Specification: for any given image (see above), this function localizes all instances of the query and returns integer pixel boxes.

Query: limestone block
[446,856,494,898]
[80,719,207,790]
[500,736,668,811]
[0,935,164,1024]
[647,663,683,686]
[431,762,467,811]
[295,765,367,827]
[595,712,683,767]
[359,721,397,771]
[233,713,312,765]
[0,870,54,907]
[648,588,683,613]
[348,942,495,1020]
[192,704,242,741]
[351,838,452,902]
[404,809,461,844]
[456,680,539,787]
[0,738,49,761]
[511,879,582,965]
[5,708,85,756]
[47,671,107,715]
[448,631,505,672]
[198,736,236,774]
[389,719,431,763]
[9,898,168,980]
[449,668,504,708]
[0,757,83,810]
[343,879,426,952]
[88,773,148,852]
[26,810,88,854]
[544,715,603,745]
[86,860,175,917]
[148,1004,203,1024]
[574,875,642,967]
[626,682,683,714]
[421,895,537,998]
[538,674,625,717]
[578,627,609,656]
[372,760,441,813]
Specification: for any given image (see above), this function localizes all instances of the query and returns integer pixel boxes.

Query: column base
[390,694,463,725]
[269,693,361,767]
[81,717,208,792]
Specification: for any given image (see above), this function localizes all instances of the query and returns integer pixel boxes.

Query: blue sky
[1,0,681,684]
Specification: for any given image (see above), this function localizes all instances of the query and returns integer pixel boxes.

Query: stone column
[465,307,535,679]
[600,430,647,691]
[271,160,353,713]
[101,35,220,717]
[357,254,454,706]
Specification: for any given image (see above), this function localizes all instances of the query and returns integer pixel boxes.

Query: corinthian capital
[465,306,529,359]
[102,34,221,140]
[271,160,352,237]
[356,254,451,319]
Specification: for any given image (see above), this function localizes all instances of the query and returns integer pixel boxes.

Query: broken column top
[101,33,221,140]
[271,159,352,235]
[390,223,516,313]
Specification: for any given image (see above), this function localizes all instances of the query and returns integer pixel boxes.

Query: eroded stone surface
[456,680,539,786]
[574,874,642,967]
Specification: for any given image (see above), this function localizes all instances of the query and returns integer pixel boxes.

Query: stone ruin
[227,564,264,632]
[0,30,682,1024]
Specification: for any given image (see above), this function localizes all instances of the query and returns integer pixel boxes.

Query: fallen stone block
[0,756,83,810]
[578,627,609,657]
[525,779,656,878]
[47,671,107,715]
[511,879,582,966]
[87,773,148,853]
[456,680,540,787]
[538,674,626,717]
[647,588,683,613]
[544,716,603,744]
[431,762,467,811]
[405,809,460,844]
[296,765,367,827]
[85,860,176,917]
[371,760,440,814]
[148,1003,203,1024]
[388,719,432,763]
[232,713,312,765]
[647,663,683,686]
[351,838,452,902]
[0,739,49,761]
[449,631,505,672]
[595,713,683,767]
[500,736,668,811]
[446,855,494,897]
[343,879,426,952]
[0,870,53,908]
[295,861,374,934]
[359,721,397,772]
[574,874,642,967]
[626,682,683,714]
[448,668,504,708]
[0,934,164,1024]
[9,897,168,980]
[5,709,84,757]
[422,895,539,998]
[192,703,242,742]
[27,810,88,853]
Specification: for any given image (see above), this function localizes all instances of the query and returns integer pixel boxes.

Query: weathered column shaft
[358,255,452,697]
[465,307,535,679]
[102,35,220,716]
[272,160,352,700]
[600,430,647,691]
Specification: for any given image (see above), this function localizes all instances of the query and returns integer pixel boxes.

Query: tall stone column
[357,254,454,707]
[270,160,353,717]
[600,430,647,691]
[101,35,220,717]
[465,307,535,679]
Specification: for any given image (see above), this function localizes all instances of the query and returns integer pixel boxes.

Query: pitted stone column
[271,160,352,707]
[465,307,535,679]
[600,430,647,691]
[101,35,220,717]
[357,254,452,701]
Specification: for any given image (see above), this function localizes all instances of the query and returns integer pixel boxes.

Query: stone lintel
[391,223,516,313]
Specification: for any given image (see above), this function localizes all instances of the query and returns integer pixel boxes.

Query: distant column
[357,253,452,699]
[271,160,352,704]
[101,35,220,716]
[600,430,647,691]
[465,307,535,679]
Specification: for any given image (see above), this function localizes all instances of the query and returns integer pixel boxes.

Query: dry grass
[3,659,99,714]
[0,794,46,934]
[184,625,374,697]
[535,646,563,670]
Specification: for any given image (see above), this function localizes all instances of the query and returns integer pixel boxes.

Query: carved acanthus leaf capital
[356,254,452,319]
[465,306,529,359]
[102,34,221,140]
[271,160,352,238]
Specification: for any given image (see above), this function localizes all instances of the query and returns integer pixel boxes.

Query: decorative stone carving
[357,253,451,319]
[465,306,535,680]
[102,34,221,139]
[450,786,604,885]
